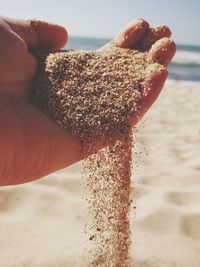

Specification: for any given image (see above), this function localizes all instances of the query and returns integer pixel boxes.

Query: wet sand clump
[32,43,148,266]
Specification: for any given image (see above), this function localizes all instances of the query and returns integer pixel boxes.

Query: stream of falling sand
[84,128,132,267]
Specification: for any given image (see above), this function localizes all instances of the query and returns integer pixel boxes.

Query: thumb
[4,17,68,50]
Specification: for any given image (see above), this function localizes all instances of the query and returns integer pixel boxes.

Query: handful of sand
[32,42,148,266]
[32,42,148,145]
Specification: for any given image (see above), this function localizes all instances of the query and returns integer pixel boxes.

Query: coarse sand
[32,42,149,266]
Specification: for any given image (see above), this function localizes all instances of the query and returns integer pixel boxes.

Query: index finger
[4,17,68,50]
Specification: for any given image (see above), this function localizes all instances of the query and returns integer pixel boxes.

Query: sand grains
[32,42,147,266]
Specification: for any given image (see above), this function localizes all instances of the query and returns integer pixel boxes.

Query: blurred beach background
[0,0,200,266]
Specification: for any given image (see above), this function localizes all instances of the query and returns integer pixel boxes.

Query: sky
[0,0,200,45]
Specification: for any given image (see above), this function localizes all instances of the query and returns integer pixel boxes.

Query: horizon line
[69,35,200,47]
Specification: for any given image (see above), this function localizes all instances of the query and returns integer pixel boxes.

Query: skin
[0,17,176,186]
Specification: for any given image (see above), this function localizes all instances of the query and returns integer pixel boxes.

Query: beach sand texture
[0,81,200,267]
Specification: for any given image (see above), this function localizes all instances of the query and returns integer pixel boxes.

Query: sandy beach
[0,80,200,267]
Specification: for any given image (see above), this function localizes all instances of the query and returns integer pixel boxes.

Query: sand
[32,45,147,143]
[84,130,132,266]
[32,43,150,266]
[0,80,200,267]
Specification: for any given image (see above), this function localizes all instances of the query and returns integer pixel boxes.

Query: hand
[113,19,175,125]
[0,16,67,98]
[0,16,69,185]
[0,17,175,185]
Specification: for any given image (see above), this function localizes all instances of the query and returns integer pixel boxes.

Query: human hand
[113,19,175,125]
[0,16,69,184]
[0,18,175,185]
[0,16,67,98]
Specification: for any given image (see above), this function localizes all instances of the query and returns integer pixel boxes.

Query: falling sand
[32,40,154,266]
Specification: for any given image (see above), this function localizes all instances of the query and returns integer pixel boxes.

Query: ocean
[65,36,200,82]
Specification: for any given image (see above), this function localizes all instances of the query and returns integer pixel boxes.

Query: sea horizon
[65,36,200,82]
[68,35,200,49]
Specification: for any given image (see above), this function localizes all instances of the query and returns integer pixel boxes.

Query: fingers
[4,17,68,50]
[135,37,175,120]
[141,64,168,110]
[131,64,168,126]
[143,64,168,98]
[114,19,149,48]
[114,19,173,54]
[131,36,175,125]
[141,25,171,50]
[28,20,68,50]
[147,37,176,66]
